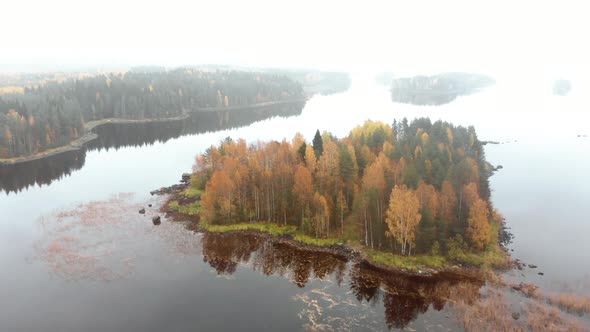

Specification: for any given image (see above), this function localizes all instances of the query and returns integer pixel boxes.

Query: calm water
[1,74,589,331]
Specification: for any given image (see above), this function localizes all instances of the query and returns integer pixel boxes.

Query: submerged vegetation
[172,117,509,272]
[38,193,587,331]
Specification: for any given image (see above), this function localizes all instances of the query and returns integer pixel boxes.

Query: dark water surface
[1,75,589,331]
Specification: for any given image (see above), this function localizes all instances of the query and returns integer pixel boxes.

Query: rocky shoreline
[148,175,508,278]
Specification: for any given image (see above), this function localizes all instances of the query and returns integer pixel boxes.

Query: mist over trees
[390,73,495,105]
[192,118,497,256]
[0,69,304,158]
[264,69,351,95]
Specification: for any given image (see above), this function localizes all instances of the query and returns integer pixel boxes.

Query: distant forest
[0,69,304,158]
[266,70,351,95]
[390,73,495,105]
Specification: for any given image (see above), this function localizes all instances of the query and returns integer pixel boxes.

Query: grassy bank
[199,222,342,247]
[197,219,507,272]
[166,186,205,216]
[167,182,510,273]
[363,243,509,272]
[364,249,448,271]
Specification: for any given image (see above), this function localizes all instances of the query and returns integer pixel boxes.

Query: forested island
[553,79,572,96]
[375,71,395,86]
[391,73,495,105]
[266,70,351,96]
[0,69,304,161]
[165,118,509,273]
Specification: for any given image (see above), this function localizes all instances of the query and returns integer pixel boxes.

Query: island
[375,71,395,86]
[264,69,352,96]
[553,79,572,96]
[0,69,305,163]
[390,73,495,105]
[161,118,510,275]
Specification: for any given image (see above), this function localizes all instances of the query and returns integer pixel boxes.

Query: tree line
[192,118,499,256]
[0,69,304,158]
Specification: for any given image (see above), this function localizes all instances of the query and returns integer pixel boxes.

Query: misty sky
[1,0,588,80]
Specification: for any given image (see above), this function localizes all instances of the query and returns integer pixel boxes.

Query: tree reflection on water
[201,232,484,330]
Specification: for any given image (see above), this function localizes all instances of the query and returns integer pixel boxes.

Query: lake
[1,74,588,331]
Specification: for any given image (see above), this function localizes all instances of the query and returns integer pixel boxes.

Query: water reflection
[351,265,483,329]
[0,149,86,194]
[202,232,484,329]
[391,90,461,106]
[0,102,304,193]
[202,232,347,287]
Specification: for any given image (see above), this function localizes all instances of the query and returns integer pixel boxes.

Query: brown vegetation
[35,193,201,281]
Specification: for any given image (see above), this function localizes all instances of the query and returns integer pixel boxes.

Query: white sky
[1,0,588,80]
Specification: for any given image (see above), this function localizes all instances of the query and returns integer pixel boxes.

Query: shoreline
[191,98,307,112]
[154,180,512,278]
[0,115,188,165]
[0,99,306,165]
[192,225,509,278]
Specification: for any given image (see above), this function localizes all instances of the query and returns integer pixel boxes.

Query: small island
[553,79,572,96]
[162,118,510,275]
[265,69,352,96]
[390,73,495,105]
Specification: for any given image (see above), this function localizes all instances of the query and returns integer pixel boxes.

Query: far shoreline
[0,99,306,166]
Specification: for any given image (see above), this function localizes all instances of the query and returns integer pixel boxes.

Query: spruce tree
[312,129,323,158]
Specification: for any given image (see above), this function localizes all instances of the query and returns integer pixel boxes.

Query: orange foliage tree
[466,199,491,251]
[385,185,422,255]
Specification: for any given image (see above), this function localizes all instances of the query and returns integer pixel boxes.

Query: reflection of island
[201,232,484,329]
[0,102,304,193]
[391,73,495,105]
[553,79,571,96]
[351,264,483,329]
[202,232,347,287]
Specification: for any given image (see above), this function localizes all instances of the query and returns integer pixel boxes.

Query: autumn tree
[466,199,491,251]
[304,144,317,175]
[317,140,340,198]
[336,190,347,235]
[415,181,440,251]
[461,182,480,215]
[312,192,330,238]
[339,143,358,205]
[362,158,387,248]
[440,180,458,229]
[293,165,313,225]
[385,185,422,255]
[416,181,440,219]
[201,170,235,224]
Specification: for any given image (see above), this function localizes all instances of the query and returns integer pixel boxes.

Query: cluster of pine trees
[193,118,497,255]
[0,69,303,158]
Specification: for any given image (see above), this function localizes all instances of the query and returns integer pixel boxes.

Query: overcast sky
[1,0,588,80]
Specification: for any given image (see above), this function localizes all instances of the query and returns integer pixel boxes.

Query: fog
[1,0,589,84]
